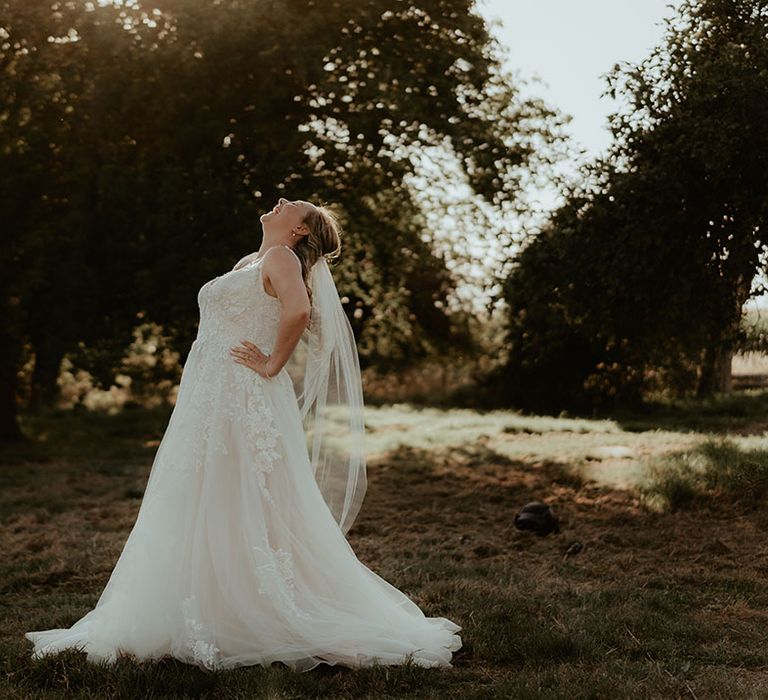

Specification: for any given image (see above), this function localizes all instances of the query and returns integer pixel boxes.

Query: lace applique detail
[195,260,281,360]
[253,537,313,620]
[169,366,283,490]
[181,595,221,670]
[240,386,281,504]
[169,259,287,478]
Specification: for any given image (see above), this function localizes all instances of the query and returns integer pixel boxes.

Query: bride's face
[260,198,315,231]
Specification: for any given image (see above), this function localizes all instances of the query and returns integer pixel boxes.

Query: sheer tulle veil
[285,254,366,536]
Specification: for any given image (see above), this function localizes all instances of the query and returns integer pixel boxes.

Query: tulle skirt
[24,338,462,671]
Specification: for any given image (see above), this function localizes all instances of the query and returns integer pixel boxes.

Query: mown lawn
[3,394,768,699]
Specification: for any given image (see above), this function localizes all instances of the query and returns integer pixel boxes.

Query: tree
[496,0,768,411]
[603,0,768,394]
[0,0,565,438]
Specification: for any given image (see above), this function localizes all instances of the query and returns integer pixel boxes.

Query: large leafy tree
[0,0,565,439]
[604,0,768,393]
[495,0,768,411]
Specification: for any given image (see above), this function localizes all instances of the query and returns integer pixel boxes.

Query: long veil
[285,255,367,536]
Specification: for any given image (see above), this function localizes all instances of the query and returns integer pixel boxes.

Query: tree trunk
[27,341,64,415]
[697,343,733,395]
[697,270,754,396]
[0,326,23,442]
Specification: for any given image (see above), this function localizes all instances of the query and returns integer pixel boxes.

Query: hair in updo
[293,203,343,308]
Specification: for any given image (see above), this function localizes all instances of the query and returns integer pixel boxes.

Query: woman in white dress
[25,197,462,672]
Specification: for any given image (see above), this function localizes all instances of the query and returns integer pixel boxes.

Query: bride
[25,197,462,672]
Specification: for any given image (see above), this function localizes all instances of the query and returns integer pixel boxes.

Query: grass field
[4,391,768,698]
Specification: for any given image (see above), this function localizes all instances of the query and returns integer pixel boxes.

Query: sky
[472,0,767,309]
[476,0,682,159]
[436,1,683,311]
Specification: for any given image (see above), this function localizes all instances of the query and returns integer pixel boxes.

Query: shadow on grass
[5,412,768,697]
[2,404,174,465]
[616,389,768,434]
[515,387,768,436]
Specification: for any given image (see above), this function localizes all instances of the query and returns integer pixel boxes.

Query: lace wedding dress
[25,246,462,672]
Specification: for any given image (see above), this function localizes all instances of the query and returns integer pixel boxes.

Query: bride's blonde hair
[294,203,343,307]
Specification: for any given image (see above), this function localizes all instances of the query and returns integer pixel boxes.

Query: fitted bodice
[194,256,282,358]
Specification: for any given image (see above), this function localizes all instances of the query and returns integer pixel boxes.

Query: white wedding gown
[25,248,462,672]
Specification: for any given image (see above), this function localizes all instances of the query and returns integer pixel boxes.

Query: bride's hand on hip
[229,339,273,379]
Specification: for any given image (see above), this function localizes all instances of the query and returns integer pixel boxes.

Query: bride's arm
[261,249,311,375]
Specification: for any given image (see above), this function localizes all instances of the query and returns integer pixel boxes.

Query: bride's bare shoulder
[261,245,302,273]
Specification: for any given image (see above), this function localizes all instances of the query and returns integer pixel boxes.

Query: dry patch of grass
[4,402,768,697]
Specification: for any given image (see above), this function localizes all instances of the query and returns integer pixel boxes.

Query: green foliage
[0,0,565,428]
[496,0,768,411]
[0,0,574,443]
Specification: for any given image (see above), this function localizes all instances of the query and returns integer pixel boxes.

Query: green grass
[641,436,768,511]
[4,398,768,698]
